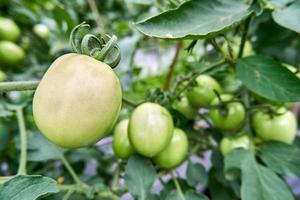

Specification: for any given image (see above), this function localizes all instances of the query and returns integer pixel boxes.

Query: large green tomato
[221,37,253,59]
[0,41,25,66]
[220,134,251,156]
[209,94,246,132]
[186,75,221,108]
[112,119,134,159]
[33,53,122,148]
[153,128,188,169]
[0,70,6,82]
[33,24,50,40]
[252,107,297,144]
[128,102,174,157]
[173,96,198,119]
[0,17,20,41]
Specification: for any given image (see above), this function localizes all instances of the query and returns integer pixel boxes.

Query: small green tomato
[186,74,221,108]
[112,119,134,159]
[220,134,251,156]
[153,128,188,169]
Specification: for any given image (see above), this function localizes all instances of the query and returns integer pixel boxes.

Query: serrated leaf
[135,0,253,39]
[272,1,300,33]
[258,141,300,177]
[0,175,58,200]
[186,162,208,186]
[236,55,300,102]
[124,155,156,200]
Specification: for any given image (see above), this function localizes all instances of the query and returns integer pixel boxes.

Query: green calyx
[70,22,121,68]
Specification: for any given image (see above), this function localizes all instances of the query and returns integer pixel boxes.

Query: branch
[87,0,106,35]
[16,107,27,175]
[164,42,182,90]
[238,16,252,58]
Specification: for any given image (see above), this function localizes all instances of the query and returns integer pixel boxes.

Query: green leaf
[165,191,181,200]
[258,141,300,177]
[185,191,209,200]
[135,0,253,39]
[124,155,156,200]
[186,162,208,186]
[240,152,294,200]
[236,55,300,102]
[272,1,300,33]
[0,175,58,200]
[224,148,248,180]
[15,131,63,161]
[269,0,296,8]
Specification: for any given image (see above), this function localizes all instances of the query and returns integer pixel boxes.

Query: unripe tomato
[209,94,246,132]
[33,24,50,40]
[221,37,253,59]
[112,119,134,159]
[0,41,25,66]
[0,17,20,42]
[186,75,221,108]
[153,128,188,169]
[33,53,122,148]
[220,134,251,156]
[173,96,198,119]
[252,107,297,144]
[128,102,174,157]
[0,70,6,82]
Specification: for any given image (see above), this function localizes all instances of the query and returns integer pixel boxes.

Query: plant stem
[238,16,252,58]
[112,164,120,191]
[0,81,40,92]
[122,97,138,107]
[62,189,74,200]
[59,154,83,185]
[164,42,182,90]
[171,171,185,200]
[87,0,106,36]
[0,176,15,184]
[16,107,27,175]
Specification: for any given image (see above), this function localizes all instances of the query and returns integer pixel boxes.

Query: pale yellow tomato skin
[112,119,134,159]
[252,108,297,144]
[33,53,122,148]
[128,102,174,157]
[153,128,188,169]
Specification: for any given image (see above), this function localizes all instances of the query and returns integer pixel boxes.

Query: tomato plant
[0,0,299,200]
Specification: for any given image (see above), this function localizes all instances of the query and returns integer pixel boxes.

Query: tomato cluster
[113,102,189,169]
[0,17,24,67]
[172,72,297,156]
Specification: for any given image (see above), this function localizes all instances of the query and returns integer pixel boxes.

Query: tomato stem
[0,80,40,92]
[16,107,27,175]
[59,154,83,185]
[171,170,186,200]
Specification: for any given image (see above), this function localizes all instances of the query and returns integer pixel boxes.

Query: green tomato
[128,102,174,157]
[0,41,25,66]
[112,119,134,159]
[209,94,246,132]
[186,75,221,108]
[0,70,6,82]
[221,72,243,93]
[153,128,188,169]
[33,24,50,40]
[173,96,198,119]
[220,134,251,156]
[252,107,297,144]
[33,53,122,148]
[221,37,254,59]
[0,17,20,41]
